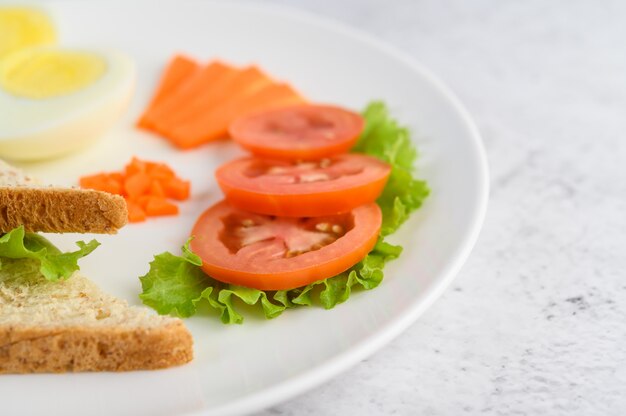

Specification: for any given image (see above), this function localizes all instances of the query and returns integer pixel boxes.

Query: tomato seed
[267,166,288,175]
[315,222,330,232]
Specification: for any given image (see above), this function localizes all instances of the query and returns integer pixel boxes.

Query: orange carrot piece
[80,156,189,223]
[225,83,305,118]
[125,157,149,176]
[150,179,166,197]
[143,61,236,131]
[124,172,152,199]
[147,163,175,180]
[145,197,179,216]
[79,173,124,195]
[134,194,151,209]
[79,173,107,190]
[137,55,200,128]
[154,65,270,134]
[109,172,124,183]
[162,177,191,200]
[168,83,304,148]
[125,158,176,180]
[127,199,147,223]
[103,177,123,195]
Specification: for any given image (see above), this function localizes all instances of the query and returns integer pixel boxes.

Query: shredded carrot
[79,157,190,223]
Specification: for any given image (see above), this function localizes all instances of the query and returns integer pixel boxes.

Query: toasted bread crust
[0,187,127,234]
[0,321,193,373]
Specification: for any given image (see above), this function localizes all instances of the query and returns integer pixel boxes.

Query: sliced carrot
[225,83,305,117]
[145,197,179,216]
[162,177,191,200]
[137,55,200,128]
[143,61,236,131]
[124,172,152,199]
[154,65,270,134]
[137,56,310,151]
[127,200,147,223]
[167,83,304,148]
[151,55,199,104]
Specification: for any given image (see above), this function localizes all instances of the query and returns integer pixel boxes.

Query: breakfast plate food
[0,1,488,415]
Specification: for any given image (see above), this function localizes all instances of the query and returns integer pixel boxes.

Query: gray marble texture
[253,0,626,415]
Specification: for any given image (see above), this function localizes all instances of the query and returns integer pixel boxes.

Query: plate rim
[171,1,490,415]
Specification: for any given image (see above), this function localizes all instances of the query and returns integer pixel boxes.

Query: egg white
[0,48,135,160]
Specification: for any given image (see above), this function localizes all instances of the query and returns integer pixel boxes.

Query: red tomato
[228,104,364,160]
[190,200,382,290]
[215,154,391,216]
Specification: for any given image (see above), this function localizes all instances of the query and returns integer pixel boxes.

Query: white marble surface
[253,0,626,415]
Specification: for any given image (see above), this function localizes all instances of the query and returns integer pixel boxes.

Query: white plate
[1,1,488,415]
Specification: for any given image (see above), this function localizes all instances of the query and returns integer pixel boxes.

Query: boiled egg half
[0,6,56,59]
[0,7,135,161]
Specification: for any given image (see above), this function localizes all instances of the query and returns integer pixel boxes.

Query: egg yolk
[0,49,106,99]
[0,7,57,58]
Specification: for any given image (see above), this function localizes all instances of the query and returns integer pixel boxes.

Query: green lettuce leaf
[354,101,430,235]
[139,240,287,324]
[139,238,401,323]
[138,101,428,323]
[0,226,99,281]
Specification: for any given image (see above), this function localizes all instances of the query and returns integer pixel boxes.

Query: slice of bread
[0,160,127,234]
[0,260,193,373]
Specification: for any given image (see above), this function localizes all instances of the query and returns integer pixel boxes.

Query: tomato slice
[228,104,365,160]
[215,154,391,216]
[190,200,381,290]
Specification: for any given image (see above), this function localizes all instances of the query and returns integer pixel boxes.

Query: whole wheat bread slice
[0,160,127,234]
[0,260,193,373]
[0,160,192,373]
